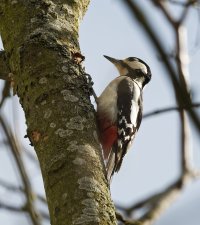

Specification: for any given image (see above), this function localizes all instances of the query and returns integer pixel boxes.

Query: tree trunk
[0,1,117,224]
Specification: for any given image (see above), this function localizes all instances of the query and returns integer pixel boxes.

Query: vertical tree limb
[175,26,191,175]
[0,1,117,224]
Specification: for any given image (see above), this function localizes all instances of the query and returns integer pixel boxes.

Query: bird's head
[104,55,152,87]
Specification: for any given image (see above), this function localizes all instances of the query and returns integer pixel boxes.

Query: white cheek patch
[127,61,148,74]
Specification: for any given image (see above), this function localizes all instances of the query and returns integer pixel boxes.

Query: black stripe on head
[125,57,152,86]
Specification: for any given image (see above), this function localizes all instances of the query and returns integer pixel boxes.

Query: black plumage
[106,78,143,180]
[100,55,152,183]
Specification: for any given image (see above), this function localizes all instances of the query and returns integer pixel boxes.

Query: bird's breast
[97,76,125,123]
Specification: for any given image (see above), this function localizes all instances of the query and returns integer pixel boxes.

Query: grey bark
[0,1,117,224]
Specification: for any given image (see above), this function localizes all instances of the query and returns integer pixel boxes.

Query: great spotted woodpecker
[97,55,151,182]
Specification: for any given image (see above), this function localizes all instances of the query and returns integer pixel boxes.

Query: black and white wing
[106,77,143,181]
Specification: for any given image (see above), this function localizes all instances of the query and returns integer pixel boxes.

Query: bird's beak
[103,55,119,64]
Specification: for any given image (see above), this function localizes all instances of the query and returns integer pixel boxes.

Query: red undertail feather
[97,117,117,159]
[101,125,117,159]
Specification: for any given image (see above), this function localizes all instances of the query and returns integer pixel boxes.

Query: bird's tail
[106,143,124,183]
[106,150,115,183]
[106,141,130,183]
[114,143,128,173]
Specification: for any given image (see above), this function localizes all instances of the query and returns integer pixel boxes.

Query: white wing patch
[130,84,141,127]
[130,100,139,127]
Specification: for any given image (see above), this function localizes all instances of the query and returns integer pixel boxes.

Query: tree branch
[167,0,199,7]
[0,115,41,225]
[117,1,200,225]
[143,103,200,118]
[0,201,26,212]
[0,200,49,220]
[116,170,199,224]
[153,0,175,25]
[175,26,191,175]
[0,178,47,205]
[123,0,200,134]
[153,0,192,25]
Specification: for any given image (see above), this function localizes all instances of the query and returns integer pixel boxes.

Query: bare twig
[0,200,49,220]
[179,3,191,24]
[116,211,127,223]
[153,0,175,25]
[167,0,199,6]
[175,26,192,175]
[167,0,188,6]
[0,178,25,192]
[138,175,192,224]
[0,115,41,225]
[123,0,200,134]
[155,0,192,178]
[143,103,200,118]
[118,1,200,225]
[153,0,192,25]
[116,211,140,225]
[0,201,26,212]
[0,178,47,205]
[116,170,199,224]
[116,191,167,217]
[180,111,191,174]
